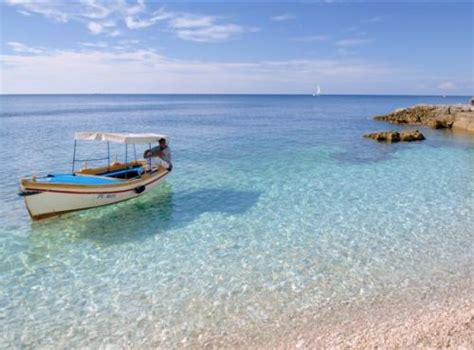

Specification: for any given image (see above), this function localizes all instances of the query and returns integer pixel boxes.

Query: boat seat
[99,166,144,179]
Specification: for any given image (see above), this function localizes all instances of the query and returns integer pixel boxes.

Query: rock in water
[373,104,474,133]
[363,129,425,143]
[364,131,400,142]
[400,129,425,141]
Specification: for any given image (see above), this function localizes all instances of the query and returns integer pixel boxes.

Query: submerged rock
[373,104,474,133]
[363,129,425,143]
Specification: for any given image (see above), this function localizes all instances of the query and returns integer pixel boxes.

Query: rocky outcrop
[364,131,401,142]
[373,104,474,133]
[363,129,425,143]
[399,129,426,141]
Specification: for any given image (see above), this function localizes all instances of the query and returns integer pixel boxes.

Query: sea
[0,94,472,347]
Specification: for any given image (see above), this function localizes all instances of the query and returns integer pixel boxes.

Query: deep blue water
[0,95,473,347]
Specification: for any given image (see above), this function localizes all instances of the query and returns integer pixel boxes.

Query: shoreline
[173,280,474,349]
[282,288,473,349]
[373,103,474,134]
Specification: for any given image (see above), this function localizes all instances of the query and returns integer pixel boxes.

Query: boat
[312,84,321,97]
[19,132,172,220]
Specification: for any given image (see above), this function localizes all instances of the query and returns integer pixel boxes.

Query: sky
[0,0,472,95]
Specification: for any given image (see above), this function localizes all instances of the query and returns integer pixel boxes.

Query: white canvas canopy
[75,132,169,144]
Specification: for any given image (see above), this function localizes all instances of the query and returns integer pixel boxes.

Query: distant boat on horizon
[312,85,321,97]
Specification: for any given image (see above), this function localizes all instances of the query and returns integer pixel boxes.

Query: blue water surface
[0,95,473,347]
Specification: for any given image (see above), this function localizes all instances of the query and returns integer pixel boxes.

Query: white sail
[316,85,321,96]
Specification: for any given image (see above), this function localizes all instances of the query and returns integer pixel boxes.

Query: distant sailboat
[312,85,321,97]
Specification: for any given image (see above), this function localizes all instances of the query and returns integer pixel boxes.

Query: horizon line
[0,93,472,97]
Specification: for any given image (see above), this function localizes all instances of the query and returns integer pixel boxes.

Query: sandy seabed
[284,295,473,349]
[184,283,473,350]
[268,286,474,350]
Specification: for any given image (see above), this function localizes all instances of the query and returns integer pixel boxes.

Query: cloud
[5,1,254,42]
[335,38,373,47]
[5,0,166,35]
[80,41,109,49]
[271,13,296,21]
[169,15,215,29]
[17,9,32,16]
[438,81,455,90]
[172,23,254,43]
[6,0,137,21]
[5,0,125,35]
[6,41,43,54]
[5,0,70,22]
[336,48,355,56]
[166,13,257,43]
[0,45,396,94]
[88,22,103,34]
[123,10,253,42]
[291,35,328,43]
[107,30,121,37]
[363,16,383,23]
[125,9,174,29]
[119,39,140,46]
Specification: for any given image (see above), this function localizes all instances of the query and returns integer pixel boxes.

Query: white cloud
[107,30,121,37]
[88,22,103,34]
[271,13,296,21]
[7,41,43,54]
[0,45,396,94]
[292,35,328,43]
[122,0,146,16]
[169,15,215,29]
[119,39,140,45]
[166,13,257,43]
[336,47,355,56]
[174,24,252,43]
[80,41,109,49]
[5,0,71,22]
[78,1,114,20]
[438,81,455,90]
[335,38,373,47]
[363,16,383,23]
[17,9,32,16]
[5,0,166,35]
[5,1,254,43]
[5,0,124,34]
[125,9,174,29]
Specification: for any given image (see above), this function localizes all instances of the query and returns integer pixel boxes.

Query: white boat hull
[22,170,170,220]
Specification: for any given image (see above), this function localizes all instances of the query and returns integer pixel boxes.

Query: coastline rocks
[363,129,425,143]
[373,104,474,133]
[364,131,400,142]
[399,129,426,141]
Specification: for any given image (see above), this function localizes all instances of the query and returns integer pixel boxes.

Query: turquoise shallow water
[0,95,473,347]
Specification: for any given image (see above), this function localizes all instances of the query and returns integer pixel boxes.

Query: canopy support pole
[72,140,77,173]
[148,143,152,171]
[133,144,137,162]
[107,141,110,171]
[125,144,128,166]
[125,144,129,179]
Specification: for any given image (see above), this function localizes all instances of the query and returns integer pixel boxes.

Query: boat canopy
[74,132,169,144]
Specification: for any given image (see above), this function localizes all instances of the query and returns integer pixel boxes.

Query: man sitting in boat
[144,138,172,170]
